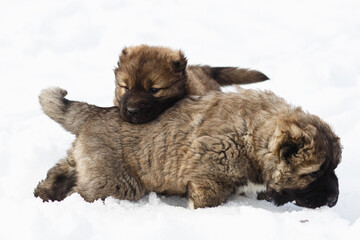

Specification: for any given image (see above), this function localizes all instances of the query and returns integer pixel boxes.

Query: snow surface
[1,0,359,239]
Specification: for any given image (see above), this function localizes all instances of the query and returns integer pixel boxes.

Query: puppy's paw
[187,198,195,210]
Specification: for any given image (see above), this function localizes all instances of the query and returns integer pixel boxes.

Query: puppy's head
[114,45,188,123]
[261,114,342,208]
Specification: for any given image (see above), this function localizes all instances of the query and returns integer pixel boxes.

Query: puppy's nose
[327,195,338,207]
[127,107,139,115]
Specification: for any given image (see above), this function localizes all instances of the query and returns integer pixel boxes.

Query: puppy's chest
[236,181,267,198]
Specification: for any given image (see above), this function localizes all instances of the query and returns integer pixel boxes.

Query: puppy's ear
[116,47,130,71]
[172,50,187,73]
[119,46,131,63]
[279,142,302,163]
[269,119,317,162]
[121,47,129,56]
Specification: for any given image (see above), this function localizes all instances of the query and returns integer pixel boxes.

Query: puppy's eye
[309,170,321,178]
[150,88,160,94]
[121,86,129,91]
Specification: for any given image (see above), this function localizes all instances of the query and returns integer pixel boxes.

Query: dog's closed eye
[150,88,160,94]
[121,86,129,91]
[308,170,321,178]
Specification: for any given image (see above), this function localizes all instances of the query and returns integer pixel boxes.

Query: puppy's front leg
[187,180,233,209]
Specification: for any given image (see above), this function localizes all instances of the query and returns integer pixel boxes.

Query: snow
[1,0,359,239]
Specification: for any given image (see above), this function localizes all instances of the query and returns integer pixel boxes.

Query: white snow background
[1,0,359,239]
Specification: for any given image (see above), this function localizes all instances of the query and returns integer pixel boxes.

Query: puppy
[35,87,341,209]
[114,45,268,123]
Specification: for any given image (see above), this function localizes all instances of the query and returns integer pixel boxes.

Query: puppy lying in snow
[35,87,341,209]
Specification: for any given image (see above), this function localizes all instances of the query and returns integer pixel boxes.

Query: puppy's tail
[39,87,98,135]
[198,65,269,85]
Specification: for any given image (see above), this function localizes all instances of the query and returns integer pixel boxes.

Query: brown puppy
[35,87,341,209]
[114,45,268,123]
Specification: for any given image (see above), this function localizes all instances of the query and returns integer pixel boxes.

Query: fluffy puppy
[114,45,268,123]
[35,87,341,209]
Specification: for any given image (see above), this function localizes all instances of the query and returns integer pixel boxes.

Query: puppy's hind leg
[187,180,233,209]
[34,156,77,202]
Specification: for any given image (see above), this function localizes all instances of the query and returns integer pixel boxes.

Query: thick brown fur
[35,87,341,209]
[113,44,268,123]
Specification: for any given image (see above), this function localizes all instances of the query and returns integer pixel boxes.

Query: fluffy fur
[35,87,341,209]
[113,45,268,123]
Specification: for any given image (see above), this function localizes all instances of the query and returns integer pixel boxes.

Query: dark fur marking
[50,172,77,201]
